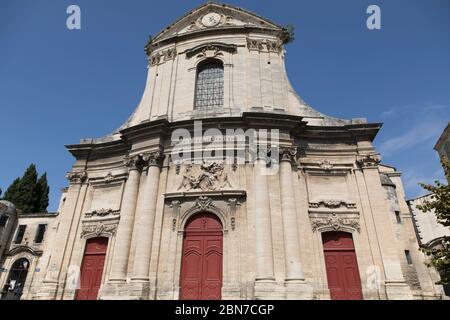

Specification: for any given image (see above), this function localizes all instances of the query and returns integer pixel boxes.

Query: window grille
[194,60,224,110]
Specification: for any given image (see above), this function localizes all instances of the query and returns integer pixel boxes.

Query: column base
[33,281,59,300]
[99,281,150,300]
[420,292,443,300]
[284,280,314,300]
[385,281,414,300]
[254,280,284,300]
[222,285,242,300]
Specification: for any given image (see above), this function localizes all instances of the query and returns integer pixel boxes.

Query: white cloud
[379,119,444,157]
[402,169,443,200]
[378,105,449,157]
[380,107,397,119]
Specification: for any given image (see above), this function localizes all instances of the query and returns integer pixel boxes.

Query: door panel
[322,232,363,300]
[180,213,223,300]
[76,237,108,300]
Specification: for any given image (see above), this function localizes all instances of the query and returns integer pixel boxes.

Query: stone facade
[409,195,450,248]
[0,201,58,300]
[4,3,444,300]
[435,122,450,163]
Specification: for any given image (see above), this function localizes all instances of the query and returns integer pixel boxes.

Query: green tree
[17,164,38,213]
[35,173,49,213]
[2,164,50,213]
[417,158,450,284]
[2,177,21,205]
[282,24,295,44]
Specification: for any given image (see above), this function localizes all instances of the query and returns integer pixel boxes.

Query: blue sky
[0,0,449,212]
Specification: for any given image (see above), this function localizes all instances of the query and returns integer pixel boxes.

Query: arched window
[1,258,29,300]
[194,59,224,110]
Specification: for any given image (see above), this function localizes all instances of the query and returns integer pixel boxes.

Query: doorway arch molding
[165,190,246,234]
[180,197,228,233]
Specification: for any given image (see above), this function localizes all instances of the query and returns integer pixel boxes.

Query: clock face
[202,13,221,27]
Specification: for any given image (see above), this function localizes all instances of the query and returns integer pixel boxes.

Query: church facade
[8,3,445,300]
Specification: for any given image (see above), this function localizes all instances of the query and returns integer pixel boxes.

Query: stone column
[40,171,87,299]
[109,155,142,282]
[357,154,413,299]
[279,147,305,282]
[254,155,275,282]
[132,150,164,281]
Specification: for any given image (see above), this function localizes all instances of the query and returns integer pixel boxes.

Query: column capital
[123,155,144,171]
[142,149,165,168]
[279,146,297,164]
[66,171,88,184]
[356,154,381,169]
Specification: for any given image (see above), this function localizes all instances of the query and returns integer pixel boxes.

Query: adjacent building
[435,122,450,163]
[0,201,58,300]
[407,122,450,297]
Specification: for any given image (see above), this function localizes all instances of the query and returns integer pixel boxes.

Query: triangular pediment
[152,3,283,43]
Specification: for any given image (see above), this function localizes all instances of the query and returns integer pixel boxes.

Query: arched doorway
[180,213,223,300]
[75,237,108,300]
[322,232,363,300]
[1,258,29,300]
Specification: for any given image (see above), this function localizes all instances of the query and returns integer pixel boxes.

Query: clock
[201,13,221,27]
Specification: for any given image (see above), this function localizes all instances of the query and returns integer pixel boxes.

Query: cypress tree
[2,164,50,213]
[35,173,49,212]
[16,164,38,213]
[2,177,22,206]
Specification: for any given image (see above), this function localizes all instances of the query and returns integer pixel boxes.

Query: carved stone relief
[85,208,120,218]
[310,213,360,233]
[309,200,357,210]
[104,172,115,184]
[149,48,177,66]
[318,160,334,171]
[170,200,181,231]
[227,198,240,231]
[187,13,236,32]
[185,43,237,59]
[178,162,232,192]
[81,221,118,238]
[165,191,246,233]
[247,38,282,53]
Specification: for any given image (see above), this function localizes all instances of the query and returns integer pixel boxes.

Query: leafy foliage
[417,159,450,284]
[1,164,49,213]
[282,24,295,44]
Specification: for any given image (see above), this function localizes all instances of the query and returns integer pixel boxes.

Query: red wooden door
[322,232,363,300]
[180,213,223,300]
[76,237,108,300]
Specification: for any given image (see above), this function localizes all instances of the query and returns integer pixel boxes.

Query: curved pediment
[185,42,237,58]
[150,3,284,46]
[6,245,43,257]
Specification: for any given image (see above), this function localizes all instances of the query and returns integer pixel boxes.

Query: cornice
[147,26,285,55]
[301,123,382,142]
[65,115,382,162]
